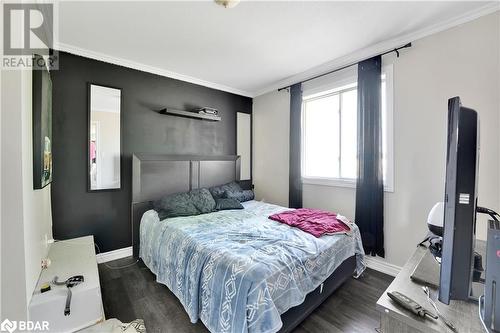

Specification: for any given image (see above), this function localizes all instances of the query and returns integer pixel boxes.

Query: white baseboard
[364,256,401,277]
[96,246,133,264]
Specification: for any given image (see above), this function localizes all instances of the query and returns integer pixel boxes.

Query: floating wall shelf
[158,108,221,121]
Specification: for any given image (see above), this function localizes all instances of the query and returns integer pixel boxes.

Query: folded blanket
[269,208,351,237]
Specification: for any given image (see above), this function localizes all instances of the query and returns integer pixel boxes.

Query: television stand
[376,241,485,333]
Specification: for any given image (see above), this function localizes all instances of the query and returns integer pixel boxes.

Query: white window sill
[302,177,394,193]
[302,177,356,189]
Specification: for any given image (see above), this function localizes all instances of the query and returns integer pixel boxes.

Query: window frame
[301,64,394,193]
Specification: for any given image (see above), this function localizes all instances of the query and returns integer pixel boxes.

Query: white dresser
[29,236,105,332]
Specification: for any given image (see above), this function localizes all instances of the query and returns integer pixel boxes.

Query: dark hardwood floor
[99,258,393,333]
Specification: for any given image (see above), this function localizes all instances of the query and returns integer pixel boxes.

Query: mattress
[139,200,365,333]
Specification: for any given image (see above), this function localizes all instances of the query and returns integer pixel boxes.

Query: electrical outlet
[41,257,51,269]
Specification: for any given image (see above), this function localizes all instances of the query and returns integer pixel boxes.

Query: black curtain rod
[278,42,412,92]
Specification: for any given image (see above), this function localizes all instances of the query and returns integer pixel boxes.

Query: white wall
[1,68,53,320]
[0,54,2,320]
[253,12,500,268]
[21,69,53,308]
[1,70,29,321]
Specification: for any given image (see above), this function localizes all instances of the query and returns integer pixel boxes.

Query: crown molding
[253,2,500,97]
[53,42,254,98]
[54,3,499,99]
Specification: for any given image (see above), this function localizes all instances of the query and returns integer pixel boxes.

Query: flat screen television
[438,96,479,304]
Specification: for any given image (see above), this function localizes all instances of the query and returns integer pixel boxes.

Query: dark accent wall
[51,52,252,252]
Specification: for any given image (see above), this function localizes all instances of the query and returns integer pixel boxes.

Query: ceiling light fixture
[214,0,240,8]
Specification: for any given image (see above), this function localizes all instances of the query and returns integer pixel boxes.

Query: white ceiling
[56,1,498,97]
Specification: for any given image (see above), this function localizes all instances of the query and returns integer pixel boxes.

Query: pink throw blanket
[269,208,351,238]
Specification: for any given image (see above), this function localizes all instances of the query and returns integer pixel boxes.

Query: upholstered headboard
[131,154,241,257]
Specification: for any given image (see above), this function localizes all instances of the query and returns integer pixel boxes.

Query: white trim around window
[302,176,394,192]
[301,64,394,193]
[302,177,356,189]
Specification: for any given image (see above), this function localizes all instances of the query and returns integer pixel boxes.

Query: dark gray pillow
[215,198,244,211]
[209,181,242,199]
[154,192,199,220]
[189,188,216,214]
[224,189,254,203]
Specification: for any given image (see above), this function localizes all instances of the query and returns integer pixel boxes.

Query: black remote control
[387,291,438,320]
[52,275,84,316]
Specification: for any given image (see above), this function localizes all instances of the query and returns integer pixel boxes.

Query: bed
[131,154,365,333]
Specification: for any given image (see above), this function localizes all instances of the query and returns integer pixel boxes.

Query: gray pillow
[215,198,244,211]
[224,189,254,203]
[154,192,199,220]
[209,181,242,199]
[189,188,216,214]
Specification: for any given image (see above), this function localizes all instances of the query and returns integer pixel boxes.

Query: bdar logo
[0,319,17,333]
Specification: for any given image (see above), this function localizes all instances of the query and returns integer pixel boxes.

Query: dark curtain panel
[289,83,303,208]
[355,56,385,257]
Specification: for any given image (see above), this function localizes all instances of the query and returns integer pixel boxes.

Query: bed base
[278,255,357,332]
[131,154,358,332]
[137,254,356,333]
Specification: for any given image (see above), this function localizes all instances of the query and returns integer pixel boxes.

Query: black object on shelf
[387,291,437,320]
[158,108,221,121]
[53,275,84,316]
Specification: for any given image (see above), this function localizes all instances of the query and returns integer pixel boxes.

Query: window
[301,65,394,191]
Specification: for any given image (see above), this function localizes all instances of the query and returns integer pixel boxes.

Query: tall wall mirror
[237,112,251,180]
[88,84,121,191]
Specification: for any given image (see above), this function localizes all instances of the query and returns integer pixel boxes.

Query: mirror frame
[236,111,252,181]
[87,82,123,192]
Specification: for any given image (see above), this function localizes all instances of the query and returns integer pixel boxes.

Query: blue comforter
[140,200,365,333]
